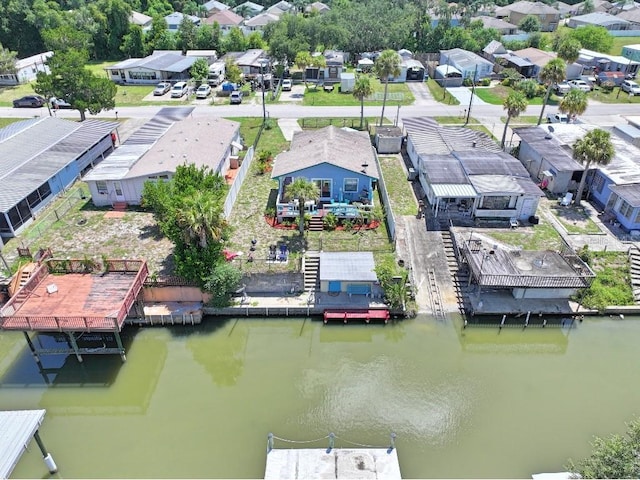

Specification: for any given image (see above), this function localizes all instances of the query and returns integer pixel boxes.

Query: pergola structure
[0,258,148,363]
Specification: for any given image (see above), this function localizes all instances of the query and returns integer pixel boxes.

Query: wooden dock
[323,309,390,324]
[125,302,203,326]
[264,448,401,479]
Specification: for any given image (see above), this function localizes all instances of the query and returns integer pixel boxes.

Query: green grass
[301,78,414,106]
[297,117,373,130]
[590,86,640,104]
[114,85,159,106]
[548,205,602,234]
[0,117,29,128]
[86,60,118,78]
[580,251,634,311]
[0,83,40,107]
[378,156,419,216]
[433,116,481,125]
[484,221,564,251]
[610,36,640,55]
[502,116,540,125]
[426,79,459,105]
[475,85,559,106]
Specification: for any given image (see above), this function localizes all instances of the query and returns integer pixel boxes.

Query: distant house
[616,8,640,27]
[512,47,583,78]
[439,48,494,82]
[243,12,280,31]
[233,1,264,18]
[577,48,640,77]
[519,123,640,232]
[514,126,584,194]
[482,40,508,62]
[403,117,543,222]
[105,51,201,84]
[85,116,241,208]
[305,51,346,85]
[129,11,153,30]
[0,51,52,86]
[433,64,463,87]
[572,0,614,13]
[165,12,201,31]
[567,11,631,30]
[555,1,582,17]
[0,117,118,239]
[471,16,519,34]
[622,44,640,62]
[270,126,379,223]
[266,0,294,15]
[305,1,330,14]
[204,9,244,31]
[203,0,230,15]
[221,49,268,77]
[495,1,561,31]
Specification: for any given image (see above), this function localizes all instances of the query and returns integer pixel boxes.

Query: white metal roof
[0,409,46,479]
[319,252,378,282]
[431,183,477,198]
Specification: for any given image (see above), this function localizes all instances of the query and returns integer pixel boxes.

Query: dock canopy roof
[0,409,46,479]
[319,252,378,283]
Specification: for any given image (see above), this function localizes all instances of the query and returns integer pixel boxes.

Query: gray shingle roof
[454,150,531,177]
[107,52,197,73]
[319,252,378,282]
[610,183,640,207]
[514,126,584,172]
[422,154,470,184]
[271,126,379,179]
[0,117,117,212]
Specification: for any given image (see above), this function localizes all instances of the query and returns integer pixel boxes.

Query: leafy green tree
[223,26,247,52]
[177,16,198,53]
[155,30,176,50]
[566,418,640,478]
[0,44,17,75]
[142,164,230,285]
[246,31,266,49]
[569,25,613,53]
[374,49,401,126]
[515,79,539,98]
[285,178,320,234]
[559,88,588,121]
[557,38,581,64]
[34,49,117,121]
[295,50,312,85]
[121,24,145,57]
[190,57,210,82]
[225,56,242,84]
[42,26,93,54]
[204,262,243,307]
[500,90,528,149]
[537,58,566,125]
[146,0,173,17]
[195,23,221,51]
[581,0,595,14]
[352,75,373,130]
[90,0,132,60]
[572,129,614,207]
[519,14,541,32]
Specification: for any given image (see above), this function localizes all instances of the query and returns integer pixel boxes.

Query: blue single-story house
[439,48,494,82]
[0,117,118,239]
[270,125,379,223]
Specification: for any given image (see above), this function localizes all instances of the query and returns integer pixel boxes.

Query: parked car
[567,80,591,92]
[153,82,171,96]
[621,80,640,95]
[50,97,72,109]
[547,113,570,123]
[13,95,45,108]
[281,79,292,91]
[170,81,188,98]
[554,82,571,95]
[196,84,212,99]
[596,71,626,87]
[230,90,243,104]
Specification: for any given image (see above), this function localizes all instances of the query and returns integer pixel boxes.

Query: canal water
[1,315,639,479]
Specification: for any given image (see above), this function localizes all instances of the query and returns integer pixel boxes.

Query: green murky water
[1,315,639,478]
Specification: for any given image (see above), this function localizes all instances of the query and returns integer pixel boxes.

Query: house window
[479,196,512,210]
[618,200,634,220]
[344,178,358,192]
[313,179,332,197]
[635,209,640,225]
[591,173,605,194]
[96,181,108,194]
[129,71,157,80]
[111,70,120,76]
[159,174,169,179]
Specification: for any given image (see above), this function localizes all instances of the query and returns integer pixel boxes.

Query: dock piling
[327,432,335,453]
[387,432,397,454]
[34,430,58,474]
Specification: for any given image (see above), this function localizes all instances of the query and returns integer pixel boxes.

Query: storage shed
[340,72,355,92]
[374,125,403,154]
[319,252,378,296]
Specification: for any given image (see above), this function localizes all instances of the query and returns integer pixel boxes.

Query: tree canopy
[569,25,613,53]
[572,128,614,206]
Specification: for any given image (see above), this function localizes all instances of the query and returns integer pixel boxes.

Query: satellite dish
[548,125,555,133]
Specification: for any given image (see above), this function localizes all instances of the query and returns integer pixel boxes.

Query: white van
[170,82,188,98]
[208,62,226,87]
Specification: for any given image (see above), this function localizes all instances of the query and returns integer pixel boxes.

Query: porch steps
[303,252,320,291]
[112,201,128,211]
[308,216,323,232]
[629,246,640,303]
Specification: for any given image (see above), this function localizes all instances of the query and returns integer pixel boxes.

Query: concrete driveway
[447,87,488,107]
[279,85,305,102]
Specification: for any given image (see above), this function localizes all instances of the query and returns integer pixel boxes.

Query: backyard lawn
[427,79,459,105]
[378,156,419,216]
[590,86,640,104]
[610,36,640,55]
[474,85,559,106]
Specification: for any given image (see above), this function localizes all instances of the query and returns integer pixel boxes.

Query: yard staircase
[303,252,320,292]
[112,201,128,211]
[8,263,36,297]
[629,246,640,303]
[308,216,323,232]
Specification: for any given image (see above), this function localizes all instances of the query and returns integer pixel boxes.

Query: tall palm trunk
[501,115,511,150]
[537,84,553,126]
[379,78,389,126]
[574,160,592,207]
[298,196,305,234]
[360,97,364,129]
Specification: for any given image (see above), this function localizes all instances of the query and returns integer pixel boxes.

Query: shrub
[480,78,491,86]
[601,81,615,93]
[463,77,473,87]
[342,219,354,231]
[323,212,337,230]
[515,79,539,99]
[204,261,242,307]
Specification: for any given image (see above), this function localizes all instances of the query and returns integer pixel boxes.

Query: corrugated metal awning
[0,409,46,479]
[431,183,477,198]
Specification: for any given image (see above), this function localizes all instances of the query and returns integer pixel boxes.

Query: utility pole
[465,64,478,126]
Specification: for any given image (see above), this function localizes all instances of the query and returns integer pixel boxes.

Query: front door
[520,197,536,218]
[113,181,125,201]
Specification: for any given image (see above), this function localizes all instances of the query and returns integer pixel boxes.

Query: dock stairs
[303,252,320,291]
[629,246,640,303]
[442,230,473,316]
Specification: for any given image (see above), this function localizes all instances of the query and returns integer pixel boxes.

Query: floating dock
[323,309,390,324]
[264,448,401,479]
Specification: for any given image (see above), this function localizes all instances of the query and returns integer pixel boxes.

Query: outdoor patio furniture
[277,244,288,262]
[559,192,573,206]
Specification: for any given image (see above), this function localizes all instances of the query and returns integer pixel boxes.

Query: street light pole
[260,60,268,123]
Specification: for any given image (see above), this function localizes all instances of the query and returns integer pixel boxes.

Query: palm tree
[537,58,566,125]
[557,38,581,65]
[352,75,373,130]
[559,88,588,122]
[500,90,528,150]
[572,129,614,207]
[285,178,320,234]
[177,191,227,248]
[295,51,312,86]
[374,49,401,127]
